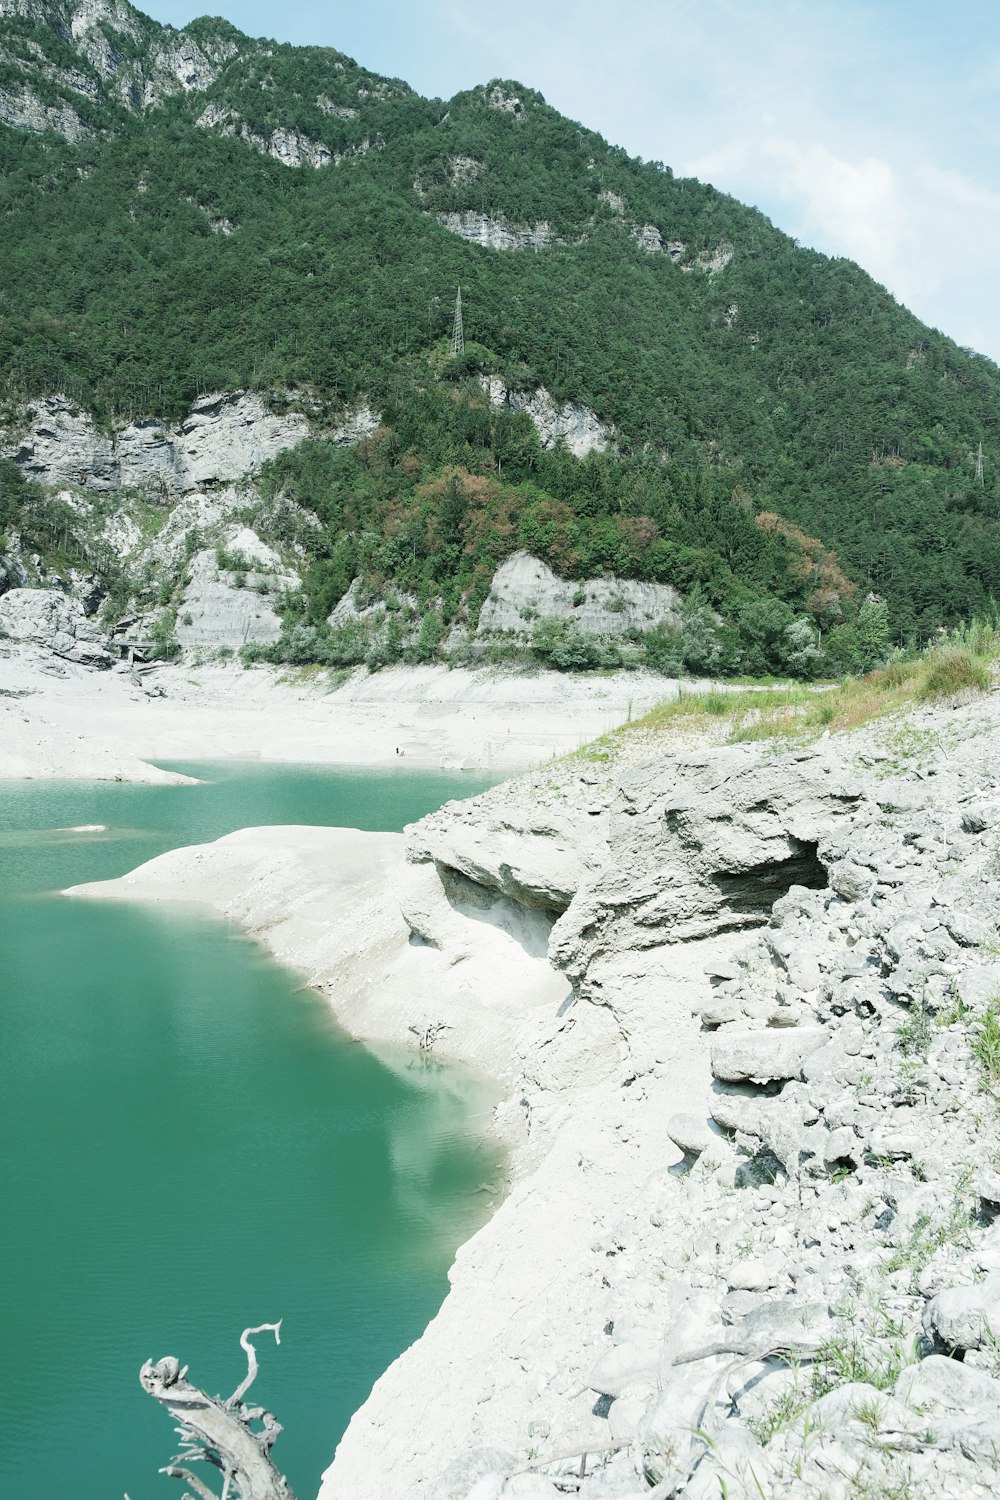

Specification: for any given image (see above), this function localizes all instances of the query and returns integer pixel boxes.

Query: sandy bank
[0,645,674,782]
[65,823,567,1085]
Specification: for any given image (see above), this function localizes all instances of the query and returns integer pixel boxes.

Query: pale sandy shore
[65,823,566,1083]
[0,644,675,781]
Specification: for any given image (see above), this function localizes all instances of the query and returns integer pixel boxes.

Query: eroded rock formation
[324,684,1000,1500]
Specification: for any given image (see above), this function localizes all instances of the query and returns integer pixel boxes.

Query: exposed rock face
[551,748,860,989]
[324,685,1000,1500]
[175,527,299,650]
[0,84,89,140]
[0,586,113,666]
[316,95,358,118]
[407,788,603,916]
[479,377,612,457]
[194,102,335,167]
[4,391,373,496]
[477,552,679,639]
[484,84,525,116]
[435,211,560,251]
[685,242,735,275]
[0,1,236,122]
[631,223,685,259]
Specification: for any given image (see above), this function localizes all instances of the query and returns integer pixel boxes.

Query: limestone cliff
[477,553,678,639]
[5,391,326,496]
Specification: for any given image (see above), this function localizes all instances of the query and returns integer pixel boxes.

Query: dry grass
[618,647,994,751]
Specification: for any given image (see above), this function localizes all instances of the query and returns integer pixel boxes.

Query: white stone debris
[317,681,1000,1500]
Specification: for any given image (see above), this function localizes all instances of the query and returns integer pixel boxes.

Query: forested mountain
[2,0,1000,674]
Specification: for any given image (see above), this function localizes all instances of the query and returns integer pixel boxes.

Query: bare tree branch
[161,1466,220,1500]
[140,1327,295,1500]
[229,1322,283,1409]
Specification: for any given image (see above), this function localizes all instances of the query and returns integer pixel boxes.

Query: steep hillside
[2,0,1000,672]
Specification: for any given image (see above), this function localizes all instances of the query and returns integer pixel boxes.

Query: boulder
[961,804,997,834]
[426,1449,516,1500]
[828,860,874,902]
[896,1354,1000,1414]
[708,1081,759,1132]
[587,1340,658,1399]
[735,1298,834,1357]
[665,1113,724,1158]
[711,1027,829,1083]
[923,1276,1000,1351]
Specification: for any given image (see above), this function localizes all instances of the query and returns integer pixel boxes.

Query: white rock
[828,860,874,901]
[923,1276,1000,1351]
[587,1341,658,1399]
[896,1354,1000,1415]
[4,390,367,497]
[478,552,678,641]
[479,380,613,459]
[711,1027,829,1083]
[665,1113,723,1158]
[0,587,113,667]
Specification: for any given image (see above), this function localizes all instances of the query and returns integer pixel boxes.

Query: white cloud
[685,136,916,291]
[768,144,905,283]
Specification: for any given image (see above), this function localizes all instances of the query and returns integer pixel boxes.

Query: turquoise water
[0,764,501,1500]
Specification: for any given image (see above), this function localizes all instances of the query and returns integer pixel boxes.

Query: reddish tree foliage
[755,511,858,619]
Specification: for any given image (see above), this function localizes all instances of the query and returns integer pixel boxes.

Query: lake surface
[0,763,501,1500]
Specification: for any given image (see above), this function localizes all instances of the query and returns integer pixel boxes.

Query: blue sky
[143,0,1000,363]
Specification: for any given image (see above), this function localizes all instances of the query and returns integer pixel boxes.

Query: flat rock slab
[711,1027,829,1083]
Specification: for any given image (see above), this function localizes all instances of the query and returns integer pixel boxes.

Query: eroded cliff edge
[72,687,1000,1500]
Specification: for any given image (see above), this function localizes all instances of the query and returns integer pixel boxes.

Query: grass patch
[919,648,990,701]
[619,645,993,751]
[884,1175,976,1286]
[972,1000,1000,1094]
[896,1002,933,1059]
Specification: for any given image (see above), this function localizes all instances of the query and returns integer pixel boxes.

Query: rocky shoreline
[67,680,1000,1500]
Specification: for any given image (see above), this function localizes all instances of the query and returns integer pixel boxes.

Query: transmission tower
[976,440,985,486]
[451,285,464,358]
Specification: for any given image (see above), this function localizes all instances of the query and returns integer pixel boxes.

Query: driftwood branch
[229,1322,283,1409]
[408,1020,451,1051]
[140,1323,295,1500]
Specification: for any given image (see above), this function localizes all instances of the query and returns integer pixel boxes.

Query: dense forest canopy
[2,0,1000,668]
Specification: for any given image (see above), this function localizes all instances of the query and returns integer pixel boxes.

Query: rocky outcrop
[0,1,238,119]
[6,391,309,495]
[685,242,735,276]
[478,377,612,457]
[194,102,334,168]
[0,84,89,140]
[484,84,526,116]
[4,393,378,497]
[175,526,300,650]
[435,212,560,251]
[631,223,686,259]
[477,552,678,638]
[551,747,860,986]
[0,586,113,665]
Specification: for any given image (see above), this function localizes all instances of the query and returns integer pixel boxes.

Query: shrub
[918,649,990,701]
[643,623,684,675]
